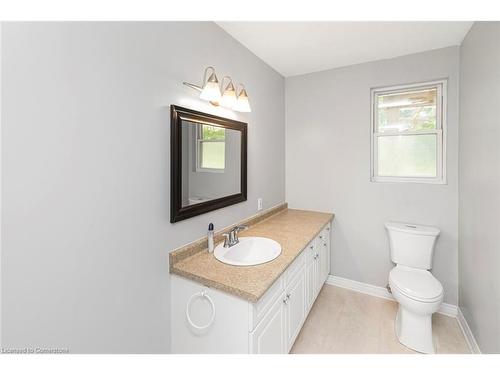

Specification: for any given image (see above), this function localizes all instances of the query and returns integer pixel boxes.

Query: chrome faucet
[222,225,248,248]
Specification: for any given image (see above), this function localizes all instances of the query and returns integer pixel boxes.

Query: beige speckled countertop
[170,209,334,303]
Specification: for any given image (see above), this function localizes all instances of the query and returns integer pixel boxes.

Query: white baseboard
[457,308,481,354]
[326,275,458,318]
[326,275,394,300]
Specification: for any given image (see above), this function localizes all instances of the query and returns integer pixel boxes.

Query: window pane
[377,88,437,133]
[378,134,437,177]
[201,125,225,140]
[201,142,225,169]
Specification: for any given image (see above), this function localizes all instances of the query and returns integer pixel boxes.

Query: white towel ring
[186,291,216,330]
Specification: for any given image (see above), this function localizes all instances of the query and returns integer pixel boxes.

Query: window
[196,124,226,172]
[371,80,446,183]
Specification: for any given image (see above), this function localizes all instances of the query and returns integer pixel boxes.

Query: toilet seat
[389,266,443,302]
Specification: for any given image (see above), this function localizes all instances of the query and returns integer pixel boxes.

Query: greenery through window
[197,124,226,170]
[371,82,446,183]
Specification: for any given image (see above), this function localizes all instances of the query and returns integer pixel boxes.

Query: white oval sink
[214,237,282,266]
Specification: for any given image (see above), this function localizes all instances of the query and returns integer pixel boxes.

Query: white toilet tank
[385,222,440,270]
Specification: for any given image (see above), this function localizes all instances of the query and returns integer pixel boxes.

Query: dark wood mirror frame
[170,105,248,223]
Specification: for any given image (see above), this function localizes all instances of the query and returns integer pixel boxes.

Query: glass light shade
[200,72,221,102]
[220,82,237,108]
[234,88,251,112]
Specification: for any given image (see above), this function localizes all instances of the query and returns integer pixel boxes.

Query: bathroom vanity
[169,207,333,353]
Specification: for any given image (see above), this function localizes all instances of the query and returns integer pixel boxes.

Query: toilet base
[395,305,436,354]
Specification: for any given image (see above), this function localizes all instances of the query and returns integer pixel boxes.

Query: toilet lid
[389,266,443,302]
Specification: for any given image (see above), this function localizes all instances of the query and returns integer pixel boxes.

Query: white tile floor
[291,284,470,354]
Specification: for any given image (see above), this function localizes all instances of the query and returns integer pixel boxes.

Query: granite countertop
[170,208,334,303]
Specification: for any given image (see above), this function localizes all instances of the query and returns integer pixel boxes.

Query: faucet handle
[230,225,248,245]
[233,225,248,232]
[222,233,230,248]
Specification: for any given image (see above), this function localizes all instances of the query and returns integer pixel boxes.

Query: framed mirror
[170,105,247,223]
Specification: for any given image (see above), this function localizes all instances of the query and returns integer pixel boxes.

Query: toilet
[385,222,443,354]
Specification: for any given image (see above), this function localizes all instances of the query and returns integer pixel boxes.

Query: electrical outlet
[257,198,263,211]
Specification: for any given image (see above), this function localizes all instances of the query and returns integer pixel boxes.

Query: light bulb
[220,79,237,108]
[234,87,251,112]
[200,69,221,102]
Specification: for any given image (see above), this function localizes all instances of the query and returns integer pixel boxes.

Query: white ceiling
[217,22,473,77]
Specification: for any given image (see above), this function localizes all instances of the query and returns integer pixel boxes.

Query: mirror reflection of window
[180,121,241,208]
[171,105,247,222]
[197,124,226,172]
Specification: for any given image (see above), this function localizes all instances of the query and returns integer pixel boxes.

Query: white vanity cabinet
[318,225,331,287]
[249,290,287,353]
[284,266,307,351]
[305,244,316,311]
[305,224,331,310]
[170,221,331,354]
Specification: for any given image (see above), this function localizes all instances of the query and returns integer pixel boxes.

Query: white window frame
[195,124,226,173]
[370,79,447,184]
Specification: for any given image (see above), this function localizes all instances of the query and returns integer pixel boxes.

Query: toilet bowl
[385,222,443,354]
[389,265,443,353]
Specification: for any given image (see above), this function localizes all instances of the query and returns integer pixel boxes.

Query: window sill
[195,168,225,174]
[370,176,447,185]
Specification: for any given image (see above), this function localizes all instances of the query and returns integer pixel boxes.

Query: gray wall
[285,47,460,304]
[459,22,500,353]
[1,22,285,353]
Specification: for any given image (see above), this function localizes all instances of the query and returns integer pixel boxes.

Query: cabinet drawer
[249,276,284,331]
[284,248,306,285]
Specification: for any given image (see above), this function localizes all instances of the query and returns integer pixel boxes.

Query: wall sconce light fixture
[234,84,251,113]
[220,76,237,109]
[199,67,222,102]
[183,66,251,112]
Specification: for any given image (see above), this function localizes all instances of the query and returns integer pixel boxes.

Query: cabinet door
[249,292,286,354]
[313,239,322,297]
[322,224,331,280]
[326,225,331,276]
[305,253,315,311]
[285,267,306,351]
[320,241,328,285]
